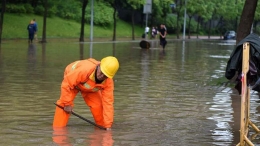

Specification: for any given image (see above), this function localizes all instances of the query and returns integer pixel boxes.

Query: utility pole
[182,0,187,40]
[90,0,94,41]
[143,0,152,40]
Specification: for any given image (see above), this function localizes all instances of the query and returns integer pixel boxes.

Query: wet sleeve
[60,67,89,106]
[101,79,114,128]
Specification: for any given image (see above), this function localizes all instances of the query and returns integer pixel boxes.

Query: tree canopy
[0,0,259,42]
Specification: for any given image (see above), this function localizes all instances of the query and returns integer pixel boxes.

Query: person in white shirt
[145,26,150,39]
[145,26,150,34]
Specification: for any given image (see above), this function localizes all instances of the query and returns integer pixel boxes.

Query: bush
[6,4,26,14]
[54,0,81,20]
[34,5,61,17]
[34,5,44,15]
[24,3,34,14]
[85,2,114,27]
[47,5,58,17]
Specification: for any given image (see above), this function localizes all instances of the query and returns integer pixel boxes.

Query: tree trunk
[112,6,116,41]
[188,15,192,39]
[41,0,48,43]
[208,19,212,39]
[234,0,238,32]
[235,17,238,32]
[0,0,6,44]
[196,17,200,39]
[131,10,135,40]
[176,13,180,39]
[236,0,258,44]
[215,16,223,39]
[79,0,88,42]
[79,43,84,60]
[41,43,46,65]
[220,19,223,39]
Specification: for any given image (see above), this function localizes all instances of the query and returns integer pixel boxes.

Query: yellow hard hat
[100,56,119,78]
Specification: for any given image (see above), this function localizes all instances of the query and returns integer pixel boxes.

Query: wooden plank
[240,42,250,146]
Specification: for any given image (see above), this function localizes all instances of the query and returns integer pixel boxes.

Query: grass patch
[2,13,144,40]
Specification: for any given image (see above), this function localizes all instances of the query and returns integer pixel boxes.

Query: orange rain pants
[53,58,114,128]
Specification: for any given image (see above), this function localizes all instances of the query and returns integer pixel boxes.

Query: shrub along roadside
[2,13,145,40]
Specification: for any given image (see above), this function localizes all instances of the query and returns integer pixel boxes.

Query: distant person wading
[27,20,37,43]
[159,24,167,49]
[33,19,38,41]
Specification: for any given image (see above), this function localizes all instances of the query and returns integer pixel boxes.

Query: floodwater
[0,38,260,146]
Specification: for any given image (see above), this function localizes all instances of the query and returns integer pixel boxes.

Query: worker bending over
[53,56,119,130]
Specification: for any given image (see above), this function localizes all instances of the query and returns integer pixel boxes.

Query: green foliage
[20,0,81,20]
[0,0,249,35]
[5,4,27,13]
[125,0,144,10]
[34,5,44,15]
[33,2,63,18]
[171,15,198,33]
[152,0,174,26]
[53,0,81,20]
[165,14,176,28]
[255,0,260,21]
[47,6,59,17]
[187,0,213,21]
[197,29,207,35]
[85,2,114,27]
[187,18,198,33]
[150,0,173,24]
[24,3,34,14]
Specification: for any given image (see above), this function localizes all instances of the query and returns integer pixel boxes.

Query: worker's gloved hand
[106,128,112,131]
[64,105,73,114]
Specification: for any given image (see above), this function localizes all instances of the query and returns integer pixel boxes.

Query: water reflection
[0,44,3,85]
[52,127,72,145]
[87,129,114,146]
[80,43,84,60]
[208,68,260,145]
[52,127,114,146]
[0,44,2,58]
[27,44,37,78]
[150,40,159,49]
[89,42,93,58]
[159,49,166,61]
[140,49,150,98]
[207,90,236,145]
[27,43,37,63]
[41,43,46,66]
[1,39,260,145]
[112,42,116,56]
[182,40,185,68]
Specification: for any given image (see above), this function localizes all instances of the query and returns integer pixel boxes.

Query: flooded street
[0,39,260,146]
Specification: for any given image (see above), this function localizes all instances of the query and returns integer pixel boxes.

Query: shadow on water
[0,39,260,145]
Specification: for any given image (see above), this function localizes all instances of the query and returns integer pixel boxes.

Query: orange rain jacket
[56,58,114,128]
